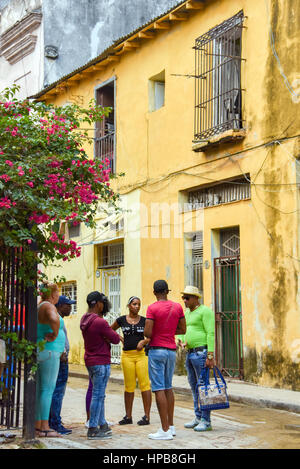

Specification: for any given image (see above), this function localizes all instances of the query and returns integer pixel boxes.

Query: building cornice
[0,11,42,64]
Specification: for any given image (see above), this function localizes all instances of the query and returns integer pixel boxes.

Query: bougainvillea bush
[0,85,118,286]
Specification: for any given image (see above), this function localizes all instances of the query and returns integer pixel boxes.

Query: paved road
[43,376,300,450]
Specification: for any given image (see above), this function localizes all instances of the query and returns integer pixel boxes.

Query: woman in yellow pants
[111,297,152,425]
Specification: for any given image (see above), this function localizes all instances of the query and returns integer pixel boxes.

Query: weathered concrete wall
[0,0,180,96]
[242,0,300,390]
[42,0,181,87]
[0,0,41,32]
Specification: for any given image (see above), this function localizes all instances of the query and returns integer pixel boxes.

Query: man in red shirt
[80,291,120,440]
[144,280,186,440]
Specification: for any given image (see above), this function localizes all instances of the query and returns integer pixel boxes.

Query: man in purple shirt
[80,291,120,440]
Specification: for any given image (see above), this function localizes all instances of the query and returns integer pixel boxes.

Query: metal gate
[102,269,121,364]
[0,245,37,437]
[214,256,243,379]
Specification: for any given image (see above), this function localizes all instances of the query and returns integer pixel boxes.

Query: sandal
[119,415,133,425]
[137,415,150,426]
[35,428,62,438]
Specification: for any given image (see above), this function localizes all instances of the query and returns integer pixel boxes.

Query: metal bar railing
[95,131,115,173]
[194,13,245,142]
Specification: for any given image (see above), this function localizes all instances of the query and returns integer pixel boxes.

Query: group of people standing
[35,279,215,441]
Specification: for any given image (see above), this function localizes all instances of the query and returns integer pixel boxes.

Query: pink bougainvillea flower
[29,212,50,224]
[0,174,11,182]
[0,197,12,209]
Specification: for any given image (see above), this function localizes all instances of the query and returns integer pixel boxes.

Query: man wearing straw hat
[178,286,215,432]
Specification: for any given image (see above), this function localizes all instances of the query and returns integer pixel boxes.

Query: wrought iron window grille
[194,11,245,142]
[98,243,124,268]
[185,175,251,211]
[61,282,77,314]
[95,81,116,173]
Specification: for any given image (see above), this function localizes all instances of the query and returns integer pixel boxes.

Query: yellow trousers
[121,349,151,393]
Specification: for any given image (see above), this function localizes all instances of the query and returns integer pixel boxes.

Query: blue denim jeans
[185,349,211,422]
[87,364,111,428]
[49,361,69,428]
[148,348,176,391]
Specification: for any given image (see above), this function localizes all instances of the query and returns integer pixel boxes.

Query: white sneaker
[184,417,200,428]
[169,425,176,436]
[148,428,173,440]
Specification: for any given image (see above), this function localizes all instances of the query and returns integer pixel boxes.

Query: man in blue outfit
[49,295,76,435]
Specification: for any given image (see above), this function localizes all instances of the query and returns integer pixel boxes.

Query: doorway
[214,227,243,378]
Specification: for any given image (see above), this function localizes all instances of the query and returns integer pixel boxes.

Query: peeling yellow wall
[43,0,300,389]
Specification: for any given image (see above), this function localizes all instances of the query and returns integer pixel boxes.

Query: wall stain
[263,0,300,139]
[70,344,84,365]
[244,347,300,391]
[256,0,300,389]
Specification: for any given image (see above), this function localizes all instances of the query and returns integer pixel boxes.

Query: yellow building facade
[36,0,300,389]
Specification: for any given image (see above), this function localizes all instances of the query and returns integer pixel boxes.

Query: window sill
[192,129,246,152]
[98,264,124,269]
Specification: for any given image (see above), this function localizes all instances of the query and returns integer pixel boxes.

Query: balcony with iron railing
[193,11,246,152]
[95,130,116,174]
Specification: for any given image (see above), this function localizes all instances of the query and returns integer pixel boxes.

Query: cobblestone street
[42,375,300,451]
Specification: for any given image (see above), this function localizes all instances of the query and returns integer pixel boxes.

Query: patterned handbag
[197,366,230,411]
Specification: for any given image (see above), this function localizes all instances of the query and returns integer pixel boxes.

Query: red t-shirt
[146,300,184,350]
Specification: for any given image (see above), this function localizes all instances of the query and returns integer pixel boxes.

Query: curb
[69,371,300,415]
[227,395,300,414]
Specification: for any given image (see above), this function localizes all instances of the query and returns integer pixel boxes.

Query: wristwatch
[207,353,214,360]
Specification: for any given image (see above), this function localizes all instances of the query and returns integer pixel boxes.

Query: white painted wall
[0,0,43,99]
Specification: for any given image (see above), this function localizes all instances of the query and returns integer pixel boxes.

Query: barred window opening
[98,243,124,268]
[61,282,77,314]
[194,11,245,141]
[186,175,251,211]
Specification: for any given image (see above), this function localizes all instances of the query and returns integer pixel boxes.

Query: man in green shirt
[178,286,215,432]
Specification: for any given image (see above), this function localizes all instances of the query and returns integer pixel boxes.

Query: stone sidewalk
[69,363,300,414]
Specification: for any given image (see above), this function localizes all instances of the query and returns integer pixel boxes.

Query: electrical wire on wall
[20,1,300,266]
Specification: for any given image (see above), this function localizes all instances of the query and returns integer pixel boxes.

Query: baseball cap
[86,291,104,306]
[153,280,170,293]
[56,295,76,306]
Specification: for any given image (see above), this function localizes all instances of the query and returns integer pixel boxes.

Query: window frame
[149,70,165,112]
[194,11,245,142]
[60,282,77,315]
[98,243,124,268]
[94,77,116,173]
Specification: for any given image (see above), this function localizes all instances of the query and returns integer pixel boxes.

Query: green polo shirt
[177,305,215,352]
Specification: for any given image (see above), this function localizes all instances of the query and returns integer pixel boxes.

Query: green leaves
[0,86,120,284]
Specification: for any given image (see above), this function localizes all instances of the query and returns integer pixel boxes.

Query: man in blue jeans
[49,295,76,435]
[80,291,120,440]
[144,280,186,440]
[178,286,215,432]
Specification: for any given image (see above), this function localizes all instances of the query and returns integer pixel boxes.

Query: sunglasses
[182,295,191,300]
